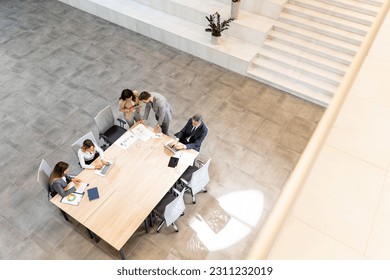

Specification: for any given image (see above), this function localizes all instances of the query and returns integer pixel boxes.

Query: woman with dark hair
[118,89,142,127]
[49,161,81,198]
[77,139,108,170]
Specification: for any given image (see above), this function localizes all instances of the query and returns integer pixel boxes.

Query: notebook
[87,187,100,201]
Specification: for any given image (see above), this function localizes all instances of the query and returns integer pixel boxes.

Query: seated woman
[118,89,142,128]
[49,161,81,198]
[78,139,108,170]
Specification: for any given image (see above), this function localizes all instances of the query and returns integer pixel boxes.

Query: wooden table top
[51,125,198,251]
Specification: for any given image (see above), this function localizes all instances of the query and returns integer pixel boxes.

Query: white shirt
[77,142,105,169]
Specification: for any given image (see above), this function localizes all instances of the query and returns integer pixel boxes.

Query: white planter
[231,1,240,20]
[211,35,221,45]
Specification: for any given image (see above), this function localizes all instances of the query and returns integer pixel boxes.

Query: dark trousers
[85,152,99,165]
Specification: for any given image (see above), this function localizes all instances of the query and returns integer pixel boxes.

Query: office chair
[37,159,69,221]
[177,159,211,204]
[94,106,127,149]
[70,131,98,166]
[37,159,95,239]
[153,188,186,233]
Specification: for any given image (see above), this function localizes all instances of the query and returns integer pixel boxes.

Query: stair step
[316,0,379,16]
[290,0,376,26]
[278,12,364,46]
[268,31,353,65]
[262,40,348,75]
[250,57,337,95]
[252,50,342,85]
[284,3,370,35]
[355,0,386,8]
[247,67,332,106]
[273,21,357,55]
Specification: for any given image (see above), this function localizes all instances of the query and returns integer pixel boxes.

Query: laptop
[94,161,114,177]
[164,140,180,155]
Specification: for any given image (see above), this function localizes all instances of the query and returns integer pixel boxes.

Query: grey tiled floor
[0,0,324,259]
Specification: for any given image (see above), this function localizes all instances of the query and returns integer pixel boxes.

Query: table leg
[120,249,126,260]
[60,209,69,221]
[87,229,94,239]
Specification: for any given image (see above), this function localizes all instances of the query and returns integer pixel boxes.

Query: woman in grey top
[49,161,81,198]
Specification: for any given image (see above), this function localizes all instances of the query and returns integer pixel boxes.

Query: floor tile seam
[291,215,365,257]
[361,162,390,257]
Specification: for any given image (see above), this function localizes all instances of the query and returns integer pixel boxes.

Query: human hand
[95,164,103,170]
[154,125,161,133]
[139,119,145,124]
[174,143,185,150]
[101,159,109,166]
[72,178,82,184]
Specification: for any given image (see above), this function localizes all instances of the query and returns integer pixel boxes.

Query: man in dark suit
[172,114,208,152]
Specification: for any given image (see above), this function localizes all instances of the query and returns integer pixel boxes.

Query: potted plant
[205,12,234,45]
[231,0,241,19]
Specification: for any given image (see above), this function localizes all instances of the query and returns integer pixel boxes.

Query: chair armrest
[99,133,109,142]
[195,159,205,168]
[117,118,126,128]
[180,178,189,186]
[172,188,181,195]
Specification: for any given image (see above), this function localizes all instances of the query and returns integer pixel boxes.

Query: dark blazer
[174,119,208,152]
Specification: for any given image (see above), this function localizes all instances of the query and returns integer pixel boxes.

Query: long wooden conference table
[51,125,198,259]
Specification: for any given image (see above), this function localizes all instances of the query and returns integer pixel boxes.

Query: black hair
[120,89,136,102]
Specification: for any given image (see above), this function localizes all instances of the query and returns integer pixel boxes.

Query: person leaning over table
[49,161,81,198]
[118,88,142,128]
[138,91,173,135]
[78,139,108,170]
[171,114,208,152]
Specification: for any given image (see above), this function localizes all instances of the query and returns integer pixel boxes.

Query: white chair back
[70,131,98,156]
[94,106,114,135]
[188,159,211,195]
[164,188,186,227]
[37,159,52,193]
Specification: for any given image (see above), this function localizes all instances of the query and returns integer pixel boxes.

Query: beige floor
[269,9,390,259]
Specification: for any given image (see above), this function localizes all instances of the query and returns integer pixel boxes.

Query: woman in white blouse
[78,139,108,169]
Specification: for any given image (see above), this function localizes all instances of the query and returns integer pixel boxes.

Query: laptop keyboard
[100,163,110,175]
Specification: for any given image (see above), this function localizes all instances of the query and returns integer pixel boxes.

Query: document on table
[177,152,197,166]
[61,192,83,206]
[66,181,88,194]
[115,130,137,149]
[131,124,153,142]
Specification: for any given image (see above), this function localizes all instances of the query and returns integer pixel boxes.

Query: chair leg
[190,188,196,204]
[144,219,149,233]
[172,222,179,232]
[60,209,69,221]
[156,220,165,233]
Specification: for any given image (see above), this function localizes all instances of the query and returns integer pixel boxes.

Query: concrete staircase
[247,0,384,106]
[58,0,385,106]
[58,0,280,76]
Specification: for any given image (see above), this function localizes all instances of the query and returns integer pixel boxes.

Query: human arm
[142,103,151,121]
[94,144,108,165]
[174,119,192,141]
[51,180,76,198]
[180,125,208,151]
[78,149,102,169]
